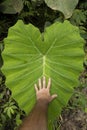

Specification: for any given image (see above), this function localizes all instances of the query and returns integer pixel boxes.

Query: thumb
[51,94,57,101]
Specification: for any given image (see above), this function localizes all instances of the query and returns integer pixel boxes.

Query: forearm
[19,100,48,130]
[18,77,57,130]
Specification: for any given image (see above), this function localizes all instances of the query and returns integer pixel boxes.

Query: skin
[18,77,57,130]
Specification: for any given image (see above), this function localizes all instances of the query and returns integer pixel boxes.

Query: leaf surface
[45,0,79,18]
[0,0,23,14]
[2,20,84,128]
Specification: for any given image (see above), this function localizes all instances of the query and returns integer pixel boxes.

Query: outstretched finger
[47,78,51,89]
[43,76,46,88]
[38,78,42,89]
[34,84,38,92]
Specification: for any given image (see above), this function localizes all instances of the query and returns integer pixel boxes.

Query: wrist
[36,99,49,109]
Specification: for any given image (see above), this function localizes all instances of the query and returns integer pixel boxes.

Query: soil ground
[60,87,87,130]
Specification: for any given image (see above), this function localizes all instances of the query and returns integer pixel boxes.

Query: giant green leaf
[45,0,79,19]
[2,20,84,128]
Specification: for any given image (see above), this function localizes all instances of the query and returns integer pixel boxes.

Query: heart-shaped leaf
[2,20,84,128]
[45,0,79,19]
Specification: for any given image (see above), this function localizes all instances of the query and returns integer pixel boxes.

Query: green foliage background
[0,0,87,130]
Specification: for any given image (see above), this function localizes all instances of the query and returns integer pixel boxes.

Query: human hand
[34,77,57,104]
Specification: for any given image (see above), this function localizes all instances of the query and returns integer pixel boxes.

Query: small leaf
[10,107,15,114]
[11,105,17,110]
[70,9,86,26]
[7,108,12,118]
[16,114,22,126]
[85,108,87,113]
